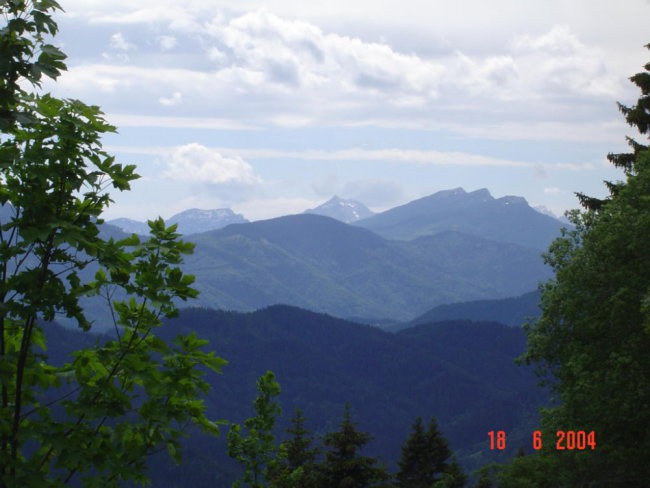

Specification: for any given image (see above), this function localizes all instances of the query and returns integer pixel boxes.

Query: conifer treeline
[228,372,468,488]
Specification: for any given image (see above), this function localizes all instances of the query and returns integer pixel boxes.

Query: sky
[43,0,650,221]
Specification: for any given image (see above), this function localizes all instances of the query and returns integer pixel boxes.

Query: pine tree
[473,471,493,488]
[284,409,318,471]
[319,404,390,488]
[270,408,320,488]
[396,417,456,487]
[577,43,650,210]
[434,460,467,488]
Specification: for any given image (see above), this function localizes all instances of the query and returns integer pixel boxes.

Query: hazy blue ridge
[403,290,542,330]
[182,214,551,320]
[354,187,568,250]
[107,208,248,236]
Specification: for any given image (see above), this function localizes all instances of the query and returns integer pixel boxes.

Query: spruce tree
[271,408,320,488]
[473,471,493,488]
[396,417,455,487]
[319,403,390,488]
[577,43,650,210]
[434,460,467,488]
[284,409,318,471]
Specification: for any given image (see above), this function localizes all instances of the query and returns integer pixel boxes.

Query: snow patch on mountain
[168,208,248,234]
[304,196,375,223]
[533,205,570,223]
[108,208,249,236]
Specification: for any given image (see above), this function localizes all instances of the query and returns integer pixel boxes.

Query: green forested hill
[43,305,548,487]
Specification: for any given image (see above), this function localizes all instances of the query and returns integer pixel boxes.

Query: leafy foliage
[0,3,225,486]
[520,43,650,486]
[0,0,66,130]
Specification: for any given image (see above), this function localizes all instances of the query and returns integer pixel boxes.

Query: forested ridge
[42,305,544,486]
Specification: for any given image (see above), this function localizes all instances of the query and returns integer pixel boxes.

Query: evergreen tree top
[579,43,650,210]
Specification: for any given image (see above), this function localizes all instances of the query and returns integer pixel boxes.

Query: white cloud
[109,32,135,51]
[102,32,136,61]
[108,144,597,172]
[105,114,253,130]
[157,35,177,51]
[164,143,261,184]
[52,7,637,143]
[218,147,593,171]
[205,9,445,99]
[437,119,627,143]
[544,187,561,194]
[86,4,204,32]
[449,25,624,105]
[510,26,621,98]
[158,91,182,106]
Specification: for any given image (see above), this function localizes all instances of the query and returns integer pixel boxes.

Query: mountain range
[354,187,566,250]
[182,214,551,320]
[77,187,565,326]
[105,188,567,245]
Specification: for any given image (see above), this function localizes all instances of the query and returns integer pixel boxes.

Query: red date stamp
[488,430,596,451]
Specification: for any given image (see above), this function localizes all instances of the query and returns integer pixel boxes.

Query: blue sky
[46,0,649,221]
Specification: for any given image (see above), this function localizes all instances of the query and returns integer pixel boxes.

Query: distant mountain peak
[355,186,568,249]
[497,195,528,206]
[108,207,248,236]
[169,207,243,220]
[105,217,150,236]
[533,205,571,224]
[469,188,494,199]
[304,196,374,223]
[431,187,468,199]
[168,208,248,234]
